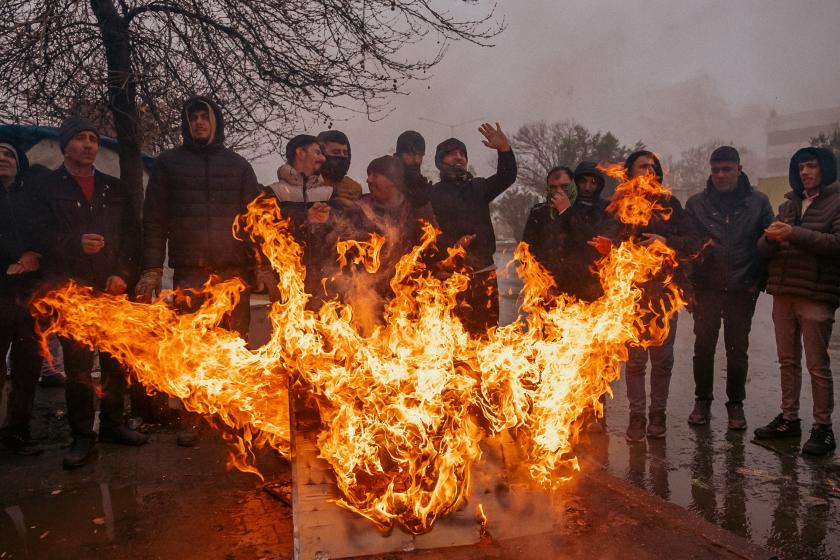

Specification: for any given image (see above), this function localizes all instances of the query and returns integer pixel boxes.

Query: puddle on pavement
[0,482,135,558]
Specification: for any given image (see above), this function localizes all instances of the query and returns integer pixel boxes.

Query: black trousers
[62,339,128,438]
[0,297,42,438]
[692,289,758,403]
[455,270,500,337]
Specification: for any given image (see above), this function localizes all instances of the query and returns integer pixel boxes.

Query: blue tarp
[0,123,156,169]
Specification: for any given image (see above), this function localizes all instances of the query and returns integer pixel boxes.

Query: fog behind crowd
[251,0,840,188]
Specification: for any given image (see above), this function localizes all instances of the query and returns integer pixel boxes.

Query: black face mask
[321,155,351,181]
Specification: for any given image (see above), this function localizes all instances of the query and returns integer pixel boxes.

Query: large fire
[32,167,682,534]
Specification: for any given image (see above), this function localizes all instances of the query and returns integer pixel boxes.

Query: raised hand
[478,122,510,152]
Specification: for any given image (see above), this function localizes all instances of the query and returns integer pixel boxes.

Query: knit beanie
[58,116,100,153]
[396,130,426,155]
[434,138,468,170]
[367,155,405,189]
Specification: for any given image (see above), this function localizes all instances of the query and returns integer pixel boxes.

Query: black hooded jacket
[550,164,618,302]
[758,147,840,306]
[429,149,517,270]
[685,173,774,293]
[0,140,50,298]
[142,96,261,274]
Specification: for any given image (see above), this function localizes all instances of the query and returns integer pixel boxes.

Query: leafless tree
[0,0,503,215]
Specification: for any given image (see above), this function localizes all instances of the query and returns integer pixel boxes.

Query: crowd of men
[1,95,838,472]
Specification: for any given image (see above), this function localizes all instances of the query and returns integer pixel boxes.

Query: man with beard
[0,138,48,455]
[317,130,362,205]
[39,117,148,468]
[137,97,261,446]
[685,146,773,430]
[611,151,703,442]
[394,130,437,226]
[428,123,517,336]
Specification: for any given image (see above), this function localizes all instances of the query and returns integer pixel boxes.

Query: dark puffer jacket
[0,141,51,298]
[758,147,840,306]
[142,96,260,273]
[429,149,517,270]
[686,173,774,292]
[38,166,140,290]
[523,162,618,302]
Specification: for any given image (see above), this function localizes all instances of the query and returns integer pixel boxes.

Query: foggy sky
[252,0,840,186]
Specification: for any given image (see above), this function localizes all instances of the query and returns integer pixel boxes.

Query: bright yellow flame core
[33,171,682,534]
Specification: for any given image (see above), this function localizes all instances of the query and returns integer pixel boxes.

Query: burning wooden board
[290,392,562,559]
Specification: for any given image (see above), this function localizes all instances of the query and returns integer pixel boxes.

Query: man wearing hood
[685,147,774,430]
[317,130,362,205]
[394,130,437,226]
[137,96,261,446]
[610,150,703,443]
[754,147,840,456]
[551,161,616,302]
[0,138,48,455]
[38,116,147,468]
[428,123,517,336]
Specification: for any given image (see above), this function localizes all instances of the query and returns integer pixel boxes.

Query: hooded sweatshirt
[0,139,49,297]
[758,147,840,305]
[142,96,261,273]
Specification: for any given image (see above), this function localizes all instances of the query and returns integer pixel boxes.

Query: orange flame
[33,166,683,534]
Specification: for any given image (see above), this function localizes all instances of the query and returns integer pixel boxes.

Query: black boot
[99,425,149,446]
[63,437,98,470]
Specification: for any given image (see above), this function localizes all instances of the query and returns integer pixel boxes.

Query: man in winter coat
[394,130,437,226]
[428,123,517,336]
[754,147,840,456]
[552,161,616,303]
[265,134,334,307]
[685,146,774,430]
[38,116,147,468]
[317,130,362,205]
[136,97,261,446]
[614,150,703,443]
[0,138,48,455]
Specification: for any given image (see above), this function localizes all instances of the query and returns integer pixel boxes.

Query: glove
[255,265,280,302]
[135,268,163,302]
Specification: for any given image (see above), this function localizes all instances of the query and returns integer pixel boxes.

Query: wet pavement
[1,252,838,559]
[498,246,840,560]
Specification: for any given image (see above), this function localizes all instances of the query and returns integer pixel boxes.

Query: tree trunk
[90,0,144,220]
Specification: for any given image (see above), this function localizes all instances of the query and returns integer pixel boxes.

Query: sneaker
[726,401,747,431]
[688,400,711,425]
[99,425,149,446]
[754,413,801,439]
[625,414,646,443]
[647,411,666,438]
[802,425,836,456]
[63,437,98,470]
[1,434,44,456]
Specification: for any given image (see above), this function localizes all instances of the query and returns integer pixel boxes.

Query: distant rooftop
[766,107,840,176]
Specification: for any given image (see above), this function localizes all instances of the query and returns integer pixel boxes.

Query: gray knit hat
[58,116,100,153]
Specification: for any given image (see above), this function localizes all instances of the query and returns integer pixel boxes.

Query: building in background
[759,106,840,209]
